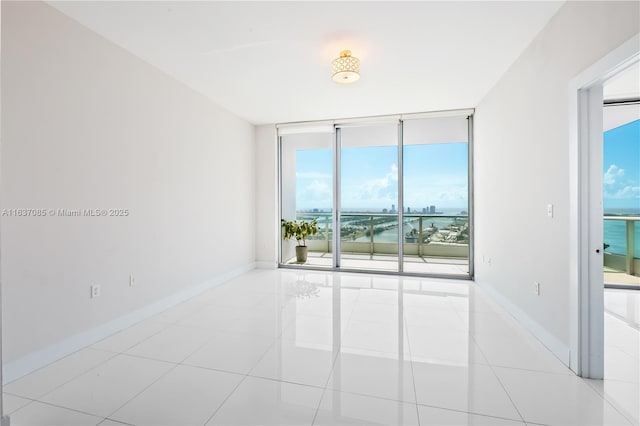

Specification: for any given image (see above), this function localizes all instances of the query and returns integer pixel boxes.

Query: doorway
[570,35,639,380]
[600,61,639,423]
[602,63,640,290]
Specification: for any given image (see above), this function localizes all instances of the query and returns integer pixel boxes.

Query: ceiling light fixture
[332,50,360,84]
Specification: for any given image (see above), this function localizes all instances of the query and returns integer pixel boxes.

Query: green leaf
[281,218,320,246]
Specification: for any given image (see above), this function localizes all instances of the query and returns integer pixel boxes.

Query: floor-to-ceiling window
[602,109,639,289]
[280,128,334,268]
[278,110,472,278]
[339,123,399,272]
[402,116,470,275]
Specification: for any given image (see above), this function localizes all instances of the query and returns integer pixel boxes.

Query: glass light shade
[332,50,360,84]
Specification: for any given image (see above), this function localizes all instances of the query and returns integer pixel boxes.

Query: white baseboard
[475,279,572,369]
[3,262,256,384]
[255,260,278,269]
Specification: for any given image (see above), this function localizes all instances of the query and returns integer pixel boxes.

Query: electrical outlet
[129,274,136,287]
[90,284,101,299]
[547,204,554,218]
[534,282,540,296]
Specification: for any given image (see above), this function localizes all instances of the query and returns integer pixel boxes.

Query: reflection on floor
[2,270,637,425]
[285,252,469,276]
[589,288,640,425]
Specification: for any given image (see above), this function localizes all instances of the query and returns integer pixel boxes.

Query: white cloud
[402,174,468,208]
[301,180,331,199]
[356,164,398,202]
[305,180,330,193]
[389,164,398,180]
[605,185,640,199]
[604,164,624,185]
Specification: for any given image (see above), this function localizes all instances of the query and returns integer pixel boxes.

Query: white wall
[0,0,4,413]
[474,1,639,365]
[255,125,278,267]
[1,1,255,377]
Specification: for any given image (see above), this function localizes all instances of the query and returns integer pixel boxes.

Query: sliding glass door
[402,116,470,275]
[278,111,472,278]
[338,123,399,272]
[280,130,333,267]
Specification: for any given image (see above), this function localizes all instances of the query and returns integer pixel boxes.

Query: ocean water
[604,218,640,257]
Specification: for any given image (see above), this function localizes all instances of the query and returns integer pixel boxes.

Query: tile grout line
[91,320,228,420]
[14,398,110,423]
[97,417,135,426]
[10,349,120,405]
[580,378,638,426]
[102,361,182,421]
[402,305,422,425]
[451,304,576,377]
[475,362,575,377]
[312,387,427,406]
[310,339,344,425]
[0,394,37,418]
[94,318,175,353]
[11,271,637,425]
[201,373,250,425]
[201,329,280,425]
[310,387,328,426]
[456,302,531,425]
[311,286,361,426]
[469,332,527,424]
[414,400,535,424]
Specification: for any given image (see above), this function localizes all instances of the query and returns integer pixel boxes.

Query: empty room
[1,1,639,425]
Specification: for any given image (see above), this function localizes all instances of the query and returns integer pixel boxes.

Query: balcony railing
[604,215,640,276]
[295,212,469,259]
[288,214,638,276]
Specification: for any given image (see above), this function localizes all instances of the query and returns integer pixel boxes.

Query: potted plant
[281,218,319,263]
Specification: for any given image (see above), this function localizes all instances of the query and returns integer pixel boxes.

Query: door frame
[569,34,639,378]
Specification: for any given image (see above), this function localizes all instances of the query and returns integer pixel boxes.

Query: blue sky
[295,149,332,209]
[295,142,468,211]
[294,120,639,212]
[603,119,640,210]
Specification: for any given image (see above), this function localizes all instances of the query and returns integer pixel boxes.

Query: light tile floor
[2,269,639,425]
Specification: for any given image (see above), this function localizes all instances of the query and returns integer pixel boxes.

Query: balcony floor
[284,251,469,276]
[604,267,640,289]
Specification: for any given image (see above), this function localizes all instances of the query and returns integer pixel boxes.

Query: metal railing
[288,213,638,275]
[604,215,640,276]
[295,212,469,259]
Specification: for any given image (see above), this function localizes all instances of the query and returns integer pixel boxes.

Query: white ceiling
[49,1,564,125]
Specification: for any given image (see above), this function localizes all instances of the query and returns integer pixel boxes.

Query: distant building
[422,207,427,213]
[429,205,436,214]
[407,207,411,213]
[382,208,388,213]
[391,204,396,213]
